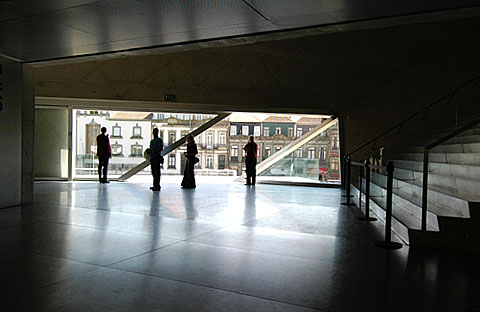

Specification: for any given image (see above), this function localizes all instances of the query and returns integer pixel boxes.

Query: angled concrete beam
[235,118,337,181]
[118,113,230,181]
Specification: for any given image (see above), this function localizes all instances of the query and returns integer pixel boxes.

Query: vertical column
[68,106,73,181]
[0,62,21,207]
[21,65,35,204]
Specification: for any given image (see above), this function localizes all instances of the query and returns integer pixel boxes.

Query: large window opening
[37,107,338,185]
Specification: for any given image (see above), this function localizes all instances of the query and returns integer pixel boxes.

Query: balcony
[199,144,226,150]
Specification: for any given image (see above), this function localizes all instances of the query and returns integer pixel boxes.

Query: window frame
[254,126,261,137]
[130,144,143,157]
[206,154,214,169]
[169,131,176,145]
[264,146,272,158]
[219,132,226,146]
[112,125,122,137]
[168,154,176,169]
[111,143,123,156]
[132,125,142,138]
[207,132,214,146]
[308,147,315,159]
[297,128,303,137]
[230,125,237,136]
[231,145,239,157]
[288,127,294,137]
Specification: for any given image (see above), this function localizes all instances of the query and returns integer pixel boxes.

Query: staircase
[350,125,480,255]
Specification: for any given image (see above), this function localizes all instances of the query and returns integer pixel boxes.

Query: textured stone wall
[35,15,480,158]
[0,62,34,208]
[0,62,22,207]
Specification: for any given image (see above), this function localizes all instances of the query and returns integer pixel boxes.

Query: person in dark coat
[243,135,258,186]
[149,128,164,191]
[96,127,112,183]
[181,135,198,189]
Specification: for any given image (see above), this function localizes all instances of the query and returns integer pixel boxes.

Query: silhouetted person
[96,127,112,183]
[150,128,163,191]
[181,135,198,189]
[243,135,258,185]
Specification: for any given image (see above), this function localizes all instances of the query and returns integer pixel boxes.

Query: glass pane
[258,119,340,184]
[73,110,227,179]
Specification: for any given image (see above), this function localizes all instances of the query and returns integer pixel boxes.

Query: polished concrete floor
[1,177,479,311]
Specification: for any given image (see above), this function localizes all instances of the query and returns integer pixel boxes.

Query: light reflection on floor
[0,178,478,311]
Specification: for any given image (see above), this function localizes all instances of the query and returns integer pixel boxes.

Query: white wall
[34,108,69,178]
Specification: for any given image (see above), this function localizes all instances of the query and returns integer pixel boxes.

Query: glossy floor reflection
[1,177,479,311]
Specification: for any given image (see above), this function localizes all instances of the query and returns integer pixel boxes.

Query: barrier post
[359,159,377,221]
[341,156,355,206]
[358,164,363,210]
[421,149,429,231]
[375,161,402,249]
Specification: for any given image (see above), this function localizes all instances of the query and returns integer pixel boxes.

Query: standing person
[149,128,164,191]
[243,135,258,186]
[181,135,198,189]
[96,127,112,183]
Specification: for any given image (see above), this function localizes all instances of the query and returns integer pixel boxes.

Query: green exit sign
[164,93,176,102]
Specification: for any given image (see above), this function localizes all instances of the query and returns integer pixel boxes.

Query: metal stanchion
[421,149,429,231]
[358,165,363,210]
[341,156,355,206]
[359,159,377,221]
[341,155,353,197]
[375,161,402,249]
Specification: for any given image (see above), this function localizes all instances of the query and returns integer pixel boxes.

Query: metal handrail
[421,117,480,231]
[346,74,480,159]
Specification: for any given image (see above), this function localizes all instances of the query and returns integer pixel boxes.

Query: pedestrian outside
[243,135,258,185]
[149,128,164,191]
[181,135,198,189]
[96,127,112,183]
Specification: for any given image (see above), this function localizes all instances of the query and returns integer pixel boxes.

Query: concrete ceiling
[35,13,480,113]
[35,10,480,155]
[2,0,480,63]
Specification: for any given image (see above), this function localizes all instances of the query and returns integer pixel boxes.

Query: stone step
[371,172,470,218]
[391,159,480,181]
[418,134,480,147]
[458,127,480,136]
[444,134,480,144]
[396,152,480,166]
[413,142,480,153]
[350,184,411,244]
[408,203,480,256]
[367,180,439,231]
[435,202,480,233]
[410,171,480,201]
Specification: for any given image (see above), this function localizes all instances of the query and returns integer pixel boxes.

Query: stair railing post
[342,156,355,206]
[365,160,371,218]
[359,159,377,221]
[358,163,363,210]
[375,161,402,249]
[421,149,429,231]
